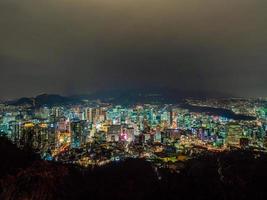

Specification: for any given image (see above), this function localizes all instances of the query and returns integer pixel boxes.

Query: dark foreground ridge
[1,137,267,200]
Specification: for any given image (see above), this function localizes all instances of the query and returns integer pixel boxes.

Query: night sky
[0,0,267,99]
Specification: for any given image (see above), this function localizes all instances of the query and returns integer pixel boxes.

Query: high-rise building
[9,121,21,144]
[226,123,243,147]
[35,123,49,150]
[20,122,35,149]
[86,108,93,123]
[106,125,121,142]
[70,120,88,148]
[57,117,70,133]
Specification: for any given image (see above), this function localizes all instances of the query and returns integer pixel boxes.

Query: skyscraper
[226,123,243,147]
[70,120,88,148]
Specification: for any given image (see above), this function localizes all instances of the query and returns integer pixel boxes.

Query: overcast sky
[0,0,267,99]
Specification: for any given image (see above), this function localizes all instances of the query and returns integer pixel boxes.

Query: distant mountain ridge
[9,88,233,107]
[11,94,72,107]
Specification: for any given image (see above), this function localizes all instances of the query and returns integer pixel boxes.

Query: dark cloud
[1,0,267,99]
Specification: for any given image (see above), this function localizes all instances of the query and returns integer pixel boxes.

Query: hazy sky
[1,0,267,99]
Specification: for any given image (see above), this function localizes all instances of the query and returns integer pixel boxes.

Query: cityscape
[0,96,266,167]
[1,94,267,199]
[1,0,267,199]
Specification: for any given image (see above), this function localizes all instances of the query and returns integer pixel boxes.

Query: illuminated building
[20,122,35,148]
[33,123,49,149]
[70,121,82,148]
[56,131,71,147]
[86,108,93,123]
[9,121,21,144]
[50,107,62,118]
[107,125,121,142]
[35,107,50,119]
[153,126,162,143]
[119,128,128,142]
[57,117,70,132]
[95,131,106,143]
[126,127,135,142]
[165,129,181,141]
[226,123,243,147]
[70,120,88,148]
[47,123,56,149]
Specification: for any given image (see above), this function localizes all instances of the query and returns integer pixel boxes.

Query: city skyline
[1,0,267,99]
[1,1,267,199]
